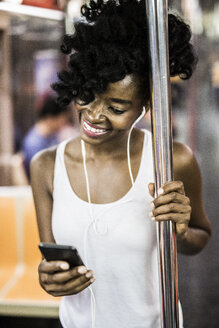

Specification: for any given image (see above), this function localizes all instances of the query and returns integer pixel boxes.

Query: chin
[80,127,126,146]
[81,133,111,145]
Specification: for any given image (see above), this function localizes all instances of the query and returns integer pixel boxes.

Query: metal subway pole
[145,0,179,327]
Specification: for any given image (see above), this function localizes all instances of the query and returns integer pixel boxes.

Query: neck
[81,130,134,160]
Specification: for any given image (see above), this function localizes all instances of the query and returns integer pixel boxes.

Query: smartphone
[39,243,84,268]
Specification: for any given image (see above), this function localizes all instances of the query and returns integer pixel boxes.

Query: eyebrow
[110,98,132,105]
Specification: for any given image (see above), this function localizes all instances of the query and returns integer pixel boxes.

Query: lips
[82,119,111,138]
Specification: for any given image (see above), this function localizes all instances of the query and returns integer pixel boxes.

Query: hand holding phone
[38,243,95,297]
[39,243,84,268]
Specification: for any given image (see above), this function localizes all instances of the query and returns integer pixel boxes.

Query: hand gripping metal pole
[145,0,179,327]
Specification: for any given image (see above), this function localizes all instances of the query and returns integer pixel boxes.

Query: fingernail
[158,188,164,195]
[86,272,93,278]
[149,211,153,217]
[90,278,95,283]
[151,216,156,222]
[78,266,87,274]
[151,202,155,209]
[60,263,69,270]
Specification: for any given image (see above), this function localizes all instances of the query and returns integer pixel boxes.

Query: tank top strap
[134,129,154,193]
[53,138,71,189]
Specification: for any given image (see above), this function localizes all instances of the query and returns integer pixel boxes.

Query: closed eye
[108,106,125,115]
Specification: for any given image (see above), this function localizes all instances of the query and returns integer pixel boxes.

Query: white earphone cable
[81,139,96,328]
[81,140,92,204]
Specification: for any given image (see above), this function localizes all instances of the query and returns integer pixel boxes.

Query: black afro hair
[52,0,197,107]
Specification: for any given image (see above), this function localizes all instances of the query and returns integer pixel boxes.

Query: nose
[87,101,105,122]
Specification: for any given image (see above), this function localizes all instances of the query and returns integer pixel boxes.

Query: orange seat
[0,198,17,290]
[0,187,60,318]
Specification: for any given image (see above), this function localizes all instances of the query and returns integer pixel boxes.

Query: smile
[82,120,111,137]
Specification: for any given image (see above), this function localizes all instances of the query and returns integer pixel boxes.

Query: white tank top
[52,129,183,328]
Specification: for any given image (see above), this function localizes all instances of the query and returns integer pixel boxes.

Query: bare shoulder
[30,146,57,194]
[173,141,193,165]
[31,146,57,169]
[173,141,195,170]
[173,141,201,184]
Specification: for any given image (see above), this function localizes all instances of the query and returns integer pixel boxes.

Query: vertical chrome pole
[145,1,179,327]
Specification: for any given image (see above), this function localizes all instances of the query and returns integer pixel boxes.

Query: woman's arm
[30,149,95,296]
[149,142,211,255]
[173,142,211,254]
[30,148,56,243]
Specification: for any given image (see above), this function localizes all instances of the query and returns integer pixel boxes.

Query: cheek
[111,112,140,130]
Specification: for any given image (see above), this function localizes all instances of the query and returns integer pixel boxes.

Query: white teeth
[84,121,107,134]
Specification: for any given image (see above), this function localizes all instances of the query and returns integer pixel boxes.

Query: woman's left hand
[148,181,191,239]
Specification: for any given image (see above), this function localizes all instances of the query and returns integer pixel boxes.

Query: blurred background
[0,0,218,327]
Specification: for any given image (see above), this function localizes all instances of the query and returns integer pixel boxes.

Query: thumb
[148,182,155,197]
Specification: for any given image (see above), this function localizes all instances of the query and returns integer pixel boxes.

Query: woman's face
[75,75,147,145]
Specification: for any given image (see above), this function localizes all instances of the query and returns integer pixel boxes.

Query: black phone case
[39,243,84,268]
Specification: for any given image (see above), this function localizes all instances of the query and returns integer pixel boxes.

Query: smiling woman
[74,75,144,144]
[30,1,211,328]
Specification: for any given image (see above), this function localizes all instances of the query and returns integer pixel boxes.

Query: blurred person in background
[58,106,80,142]
[22,95,70,179]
